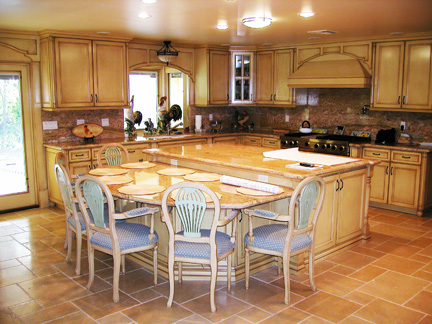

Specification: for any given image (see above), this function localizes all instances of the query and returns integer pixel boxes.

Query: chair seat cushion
[67,214,86,231]
[244,224,312,253]
[175,229,234,259]
[90,223,158,251]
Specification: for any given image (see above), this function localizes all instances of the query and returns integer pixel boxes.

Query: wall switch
[285,115,290,122]
[77,119,84,125]
[209,114,213,121]
[42,121,58,130]
[101,118,109,127]
[400,121,406,131]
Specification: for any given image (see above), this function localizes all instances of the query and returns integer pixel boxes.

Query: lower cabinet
[212,135,240,144]
[243,135,280,148]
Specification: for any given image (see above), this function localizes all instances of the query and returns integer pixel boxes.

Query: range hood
[287,54,371,88]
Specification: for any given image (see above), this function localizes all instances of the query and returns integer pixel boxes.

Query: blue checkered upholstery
[69,204,124,231]
[251,209,278,218]
[244,224,312,253]
[175,229,234,259]
[67,213,86,231]
[90,223,158,251]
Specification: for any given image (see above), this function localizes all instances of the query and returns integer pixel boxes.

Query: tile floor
[1,206,432,324]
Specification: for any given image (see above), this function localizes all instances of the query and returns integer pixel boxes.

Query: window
[231,52,254,104]
[168,72,184,126]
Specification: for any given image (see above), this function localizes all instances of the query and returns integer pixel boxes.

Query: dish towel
[220,175,280,194]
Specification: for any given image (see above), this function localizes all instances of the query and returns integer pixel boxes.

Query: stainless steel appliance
[280,133,371,156]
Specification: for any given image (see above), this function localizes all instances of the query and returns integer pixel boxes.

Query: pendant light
[157,41,179,65]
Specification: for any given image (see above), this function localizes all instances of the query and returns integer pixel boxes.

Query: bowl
[299,128,313,133]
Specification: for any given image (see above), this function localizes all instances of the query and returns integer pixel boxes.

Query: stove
[280,133,371,156]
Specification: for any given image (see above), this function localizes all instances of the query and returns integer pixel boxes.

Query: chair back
[288,176,325,234]
[75,175,116,232]
[161,182,221,242]
[55,152,72,181]
[54,163,76,216]
[97,144,130,166]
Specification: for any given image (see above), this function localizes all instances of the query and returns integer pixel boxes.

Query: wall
[191,88,432,143]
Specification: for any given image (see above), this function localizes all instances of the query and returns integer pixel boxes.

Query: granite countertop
[44,132,280,150]
[350,142,432,153]
[144,143,379,180]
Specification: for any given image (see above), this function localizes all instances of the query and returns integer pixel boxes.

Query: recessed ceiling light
[308,37,320,40]
[242,17,272,29]
[298,12,315,18]
[262,43,272,46]
[216,24,229,30]
[97,31,110,35]
[141,0,157,3]
[390,32,404,35]
[308,30,337,35]
[138,12,151,19]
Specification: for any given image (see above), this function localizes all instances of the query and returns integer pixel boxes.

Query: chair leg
[121,255,126,275]
[75,231,82,276]
[87,244,95,291]
[66,227,73,263]
[153,246,158,286]
[210,258,218,313]
[178,262,183,285]
[113,251,121,303]
[167,257,175,307]
[227,254,232,291]
[309,249,316,291]
[245,248,250,289]
[277,257,282,276]
[282,254,290,305]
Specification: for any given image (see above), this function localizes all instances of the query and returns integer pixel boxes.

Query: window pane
[0,73,28,196]
[243,79,250,101]
[244,56,250,77]
[128,72,158,129]
[235,55,242,77]
[235,79,242,100]
[169,73,183,126]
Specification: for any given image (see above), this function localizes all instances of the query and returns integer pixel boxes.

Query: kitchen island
[143,143,379,278]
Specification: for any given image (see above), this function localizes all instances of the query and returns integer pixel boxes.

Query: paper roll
[195,115,202,130]
[220,175,280,194]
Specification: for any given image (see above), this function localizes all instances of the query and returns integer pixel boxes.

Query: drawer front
[92,148,100,161]
[262,137,280,148]
[363,148,390,161]
[391,151,421,165]
[244,136,262,146]
[157,138,207,147]
[69,149,91,162]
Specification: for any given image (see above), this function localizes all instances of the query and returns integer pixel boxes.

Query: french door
[0,65,37,212]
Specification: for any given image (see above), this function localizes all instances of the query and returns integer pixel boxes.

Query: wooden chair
[244,176,326,304]
[54,163,86,275]
[97,143,130,167]
[75,175,159,302]
[161,182,239,312]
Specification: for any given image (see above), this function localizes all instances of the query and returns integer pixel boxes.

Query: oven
[280,133,371,156]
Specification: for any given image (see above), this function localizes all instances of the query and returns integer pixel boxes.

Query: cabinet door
[256,51,274,104]
[243,136,261,146]
[69,161,92,176]
[274,50,294,105]
[209,51,230,105]
[402,40,432,110]
[388,162,421,209]
[55,38,94,107]
[373,42,404,108]
[315,175,337,253]
[212,136,240,144]
[125,144,150,163]
[369,161,390,204]
[336,169,366,243]
[93,41,128,107]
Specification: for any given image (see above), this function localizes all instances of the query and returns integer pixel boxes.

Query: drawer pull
[75,154,84,157]
[401,155,411,159]
[390,166,394,176]
[372,153,381,156]
[128,150,136,153]
[268,141,275,144]
[250,140,257,142]
[386,166,389,175]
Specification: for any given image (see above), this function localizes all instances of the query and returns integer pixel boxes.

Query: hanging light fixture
[157,41,179,65]
[242,17,272,29]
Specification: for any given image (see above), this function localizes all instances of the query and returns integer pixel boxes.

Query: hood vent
[287,54,371,88]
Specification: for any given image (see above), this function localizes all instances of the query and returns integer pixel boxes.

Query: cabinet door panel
[256,51,274,104]
[402,40,432,110]
[336,169,366,243]
[315,175,337,253]
[388,163,420,208]
[373,42,404,108]
[370,162,390,203]
[93,41,128,106]
[55,38,93,107]
[274,50,294,105]
[69,161,92,176]
[209,51,230,105]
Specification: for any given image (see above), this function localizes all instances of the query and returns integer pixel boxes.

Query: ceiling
[1,0,432,46]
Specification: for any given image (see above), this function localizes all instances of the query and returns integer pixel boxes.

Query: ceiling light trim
[242,17,272,29]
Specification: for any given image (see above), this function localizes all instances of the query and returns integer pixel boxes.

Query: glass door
[0,68,37,212]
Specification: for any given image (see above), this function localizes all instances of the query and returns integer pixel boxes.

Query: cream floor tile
[175,314,212,324]
[327,251,376,269]
[10,300,42,317]
[18,249,66,270]
[0,284,32,308]
[372,254,425,275]
[348,264,388,282]
[259,307,310,324]
[97,311,137,324]
[373,240,423,257]
[371,223,425,240]
[0,264,36,287]
[313,271,365,297]
[48,311,97,324]
[154,280,224,304]
[0,240,31,261]
[345,290,376,305]
[236,306,272,323]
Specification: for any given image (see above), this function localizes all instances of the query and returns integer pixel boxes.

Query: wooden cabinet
[363,147,431,215]
[243,135,280,148]
[372,40,432,111]
[256,49,295,105]
[41,37,128,110]
[194,49,229,106]
[243,135,261,146]
[212,136,240,144]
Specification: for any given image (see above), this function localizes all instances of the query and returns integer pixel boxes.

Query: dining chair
[161,182,239,312]
[97,143,130,167]
[243,176,326,304]
[54,162,86,275]
[75,174,159,303]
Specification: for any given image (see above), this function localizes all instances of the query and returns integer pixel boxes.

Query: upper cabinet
[194,48,230,106]
[231,51,254,104]
[372,40,432,112]
[40,36,129,110]
[256,49,294,105]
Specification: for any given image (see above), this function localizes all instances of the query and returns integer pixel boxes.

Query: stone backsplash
[191,88,432,143]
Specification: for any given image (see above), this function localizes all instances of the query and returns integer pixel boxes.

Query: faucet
[166,122,183,135]
[166,123,171,135]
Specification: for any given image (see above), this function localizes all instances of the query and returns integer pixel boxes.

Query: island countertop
[143,143,379,181]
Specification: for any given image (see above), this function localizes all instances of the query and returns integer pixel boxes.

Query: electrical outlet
[101,118,109,127]
[209,114,213,121]
[42,121,58,130]
[400,121,406,131]
[285,115,290,122]
[77,119,84,125]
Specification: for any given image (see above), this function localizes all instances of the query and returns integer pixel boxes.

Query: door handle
[386,166,389,175]
[340,179,344,190]
[90,94,93,103]
[390,166,393,176]
[403,96,406,104]
[397,96,401,104]
[270,94,273,101]
[273,94,276,101]
[95,94,99,103]
[336,179,340,191]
